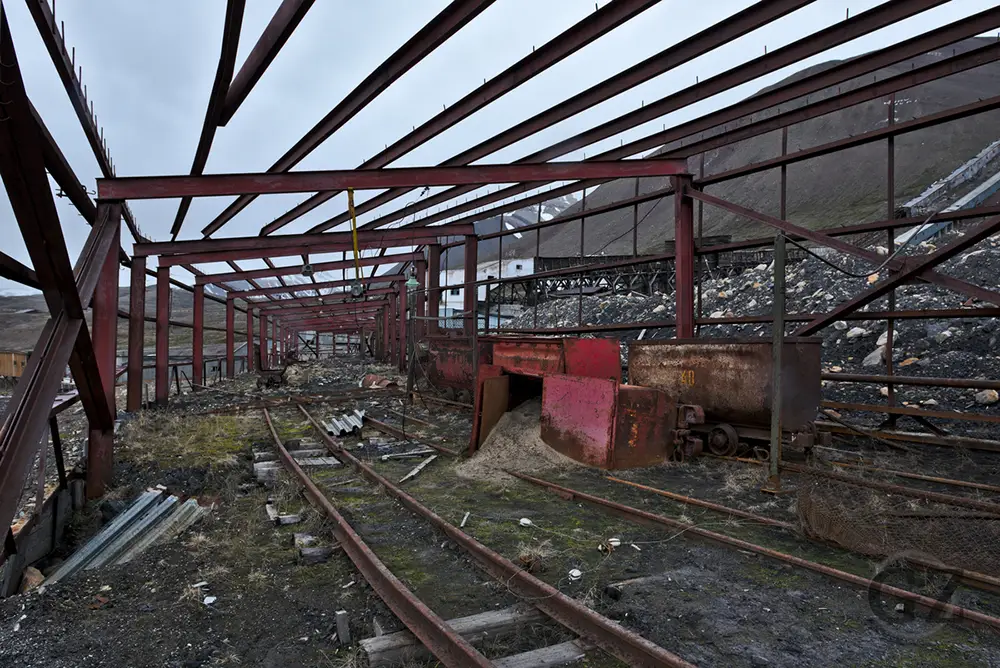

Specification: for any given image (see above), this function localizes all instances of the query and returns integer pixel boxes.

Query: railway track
[261,404,696,667]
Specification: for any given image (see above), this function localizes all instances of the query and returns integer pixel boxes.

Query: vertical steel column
[463,235,477,337]
[768,127,789,490]
[192,284,204,388]
[696,152,705,334]
[87,207,119,497]
[126,255,146,412]
[260,312,268,371]
[415,258,427,340]
[672,175,695,338]
[272,317,278,367]
[397,280,407,372]
[246,307,255,372]
[578,190,585,327]
[225,296,235,378]
[155,265,170,405]
[885,93,897,426]
[632,177,639,257]
[427,245,441,335]
[383,304,391,362]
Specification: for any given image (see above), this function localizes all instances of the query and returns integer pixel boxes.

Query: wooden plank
[494,639,589,668]
[399,455,438,483]
[360,605,546,667]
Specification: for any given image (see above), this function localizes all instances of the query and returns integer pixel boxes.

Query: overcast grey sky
[1,0,997,294]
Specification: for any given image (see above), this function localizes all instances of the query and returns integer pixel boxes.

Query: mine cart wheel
[707,424,739,456]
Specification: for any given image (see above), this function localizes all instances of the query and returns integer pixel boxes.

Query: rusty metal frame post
[155,265,170,405]
[415,257,427,341]
[260,311,268,371]
[673,175,695,338]
[885,92,898,427]
[397,280,407,372]
[427,244,441,335]
[246,306,255,372]
[463,235,477,337]
[87,203,120,497]
[126,255,146,411]
[767,128,789,490]
[225,296,235,378]
[192,284,205,388]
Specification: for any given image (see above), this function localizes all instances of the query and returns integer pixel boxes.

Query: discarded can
[568,568,582,582]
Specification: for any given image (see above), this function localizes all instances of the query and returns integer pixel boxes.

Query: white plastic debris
[519,518,533,527]
[568,568,582,582]
[203,596,217,606]
[608,538,621,548]
[191,581,209,589]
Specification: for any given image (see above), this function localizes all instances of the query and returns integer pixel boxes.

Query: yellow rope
[347,187,362,280]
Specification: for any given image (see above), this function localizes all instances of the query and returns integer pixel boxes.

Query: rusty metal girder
[100,159,689,200]
[231,274,406,299]
[219,0,315,125]
[195,252,423,286]
[264,0,672,235]
[343,0,956,232]
[202,0,494,236]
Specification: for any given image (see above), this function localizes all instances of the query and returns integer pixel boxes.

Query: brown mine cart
[628,337,830,458]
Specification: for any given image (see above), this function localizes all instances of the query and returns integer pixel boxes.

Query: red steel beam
[259,0,671,235]
[155,267,171,405]
[0,250,40,289]
[258,292,393,313]
[796,214,1000,335]
[192,284,205,386]
[195,252,422,285]
[169,0,245,239]
[139,225,473,257]
[301,0,815,235]
[231,274,405,299]
[202,0,494,236]
[99,159,689,200]
[673,176,694,338]
[158,239,439,267]
[226,296,235,378]
[353,1,983,233]
[219,0,315,125]
[87,204,119,497]
[264,304,388,320]
[126,256,146,411]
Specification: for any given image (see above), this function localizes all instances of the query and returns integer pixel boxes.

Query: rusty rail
[606,476,794,529]
[297,404,695,668]
[605,474,1000,595]
[816,421,1000,453]
[262,408,493,668]
[511,471,1000,632]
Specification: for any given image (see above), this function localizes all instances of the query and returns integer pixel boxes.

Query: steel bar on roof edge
[298,0,818,235]
[99,159,689,200]
[158,240,439,268]
[352,2,989,234]
[202,0,494,236]
[257,290,394,310]
[256,0,692,235]
[219,0,315,125]
[195,252,422,285]
[169,0,246,239]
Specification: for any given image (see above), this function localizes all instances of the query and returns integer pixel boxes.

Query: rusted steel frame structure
[194,252,423,286]
[230,275,407,300]
[0,8,122,569]
[515,472,1000,632]
[201,0,496,236]
[336,0,966,233]
[297,405,696,667]
[262,409,495,668]
[269,0,734,235]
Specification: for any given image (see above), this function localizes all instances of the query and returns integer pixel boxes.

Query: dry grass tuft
[517,539,555,573]
[722,465,765,494]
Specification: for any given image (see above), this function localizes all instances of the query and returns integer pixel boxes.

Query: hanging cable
[347,187,362,281]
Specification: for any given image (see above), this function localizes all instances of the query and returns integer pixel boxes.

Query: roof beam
[195,252,422,285]
[201,0,494,236]
[169,0,246,239]
[219,0,315,125]
[99,159,689,200]
[335,0,967,233]
[232,274,405,299]
[255,0,671,235]
[300,0,815,235]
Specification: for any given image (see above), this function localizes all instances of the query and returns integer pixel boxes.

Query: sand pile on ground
[455,399,580,486]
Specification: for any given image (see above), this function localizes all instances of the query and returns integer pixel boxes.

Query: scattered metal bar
[822,373,1000,391]
[399,455,438,483]
[363,415,460,457]
[817,422,1000,453]
[822,400,1000,425]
